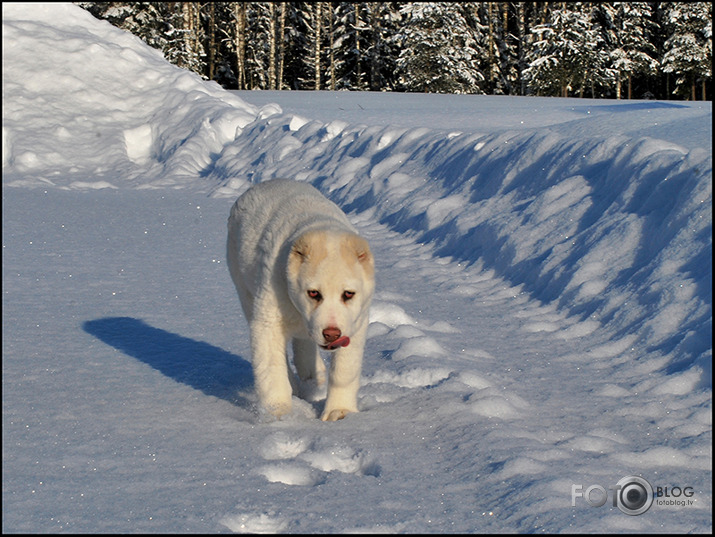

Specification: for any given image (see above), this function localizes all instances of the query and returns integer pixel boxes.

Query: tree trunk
[234,2,246,89]
[488,2,494,91]
[501,2,509,94]
[369,3,381,91]
[354,3,362,90]
[183,2,201,74]
[329,4,336,90]
[666,72,670,100]
[314,2,322,90]
[277,2,286,90]
[269,2,277,90]
[181,3,192,70]
[207,3,215,80]
[516,2,526,95]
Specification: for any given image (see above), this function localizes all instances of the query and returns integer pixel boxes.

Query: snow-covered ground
[2,3,711,533]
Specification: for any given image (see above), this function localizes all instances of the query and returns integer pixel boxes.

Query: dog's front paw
[263,400,293,420]
[321,408,353,421]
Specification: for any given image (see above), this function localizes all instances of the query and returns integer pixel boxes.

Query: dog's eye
[307,290,322,301]
[342,291,355,302]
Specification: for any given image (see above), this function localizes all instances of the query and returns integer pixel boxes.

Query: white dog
[227,179,374,421]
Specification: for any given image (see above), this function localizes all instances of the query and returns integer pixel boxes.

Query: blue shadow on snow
[83,317,253,405]
[571,100,688,115]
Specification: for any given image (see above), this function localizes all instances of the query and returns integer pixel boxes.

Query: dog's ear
[287,237,307,284]
[290,235,310,264]
[349,235,374,271]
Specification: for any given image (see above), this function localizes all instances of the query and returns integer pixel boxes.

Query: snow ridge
[207,113,711,387]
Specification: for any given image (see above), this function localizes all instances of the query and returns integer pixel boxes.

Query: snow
[2,3,712,533]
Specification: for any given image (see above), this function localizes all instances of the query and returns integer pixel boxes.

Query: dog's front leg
[321,322,367,421]
[292,338,326,385]
[250,317,293,418]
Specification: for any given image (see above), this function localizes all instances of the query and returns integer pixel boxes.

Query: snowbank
[2,3,263,189]
[207,112,711,390]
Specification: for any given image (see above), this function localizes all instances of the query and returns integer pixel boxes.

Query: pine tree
[478,2,517,95]
[78,2,169,51]
[524,4,583,97]
[162,2,205,76]
[364,2,402,91]
[395,3,485,94]
[208,3,236,88]
[330,3,401,91]
[331,3,370,90]
[291,1,328,90]
[78,1,710,100]
[228,2,248,89]
[276,3,304,90]
[596,2,658,99]
[512,2,531,96]
[217,2,285,90]
[524,3,615,98]
[661,1,712,100]
[244,3,273,90]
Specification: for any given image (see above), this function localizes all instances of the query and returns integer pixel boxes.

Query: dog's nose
[322,327,341,343]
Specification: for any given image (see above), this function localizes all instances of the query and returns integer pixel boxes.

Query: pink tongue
[326,336,350,350]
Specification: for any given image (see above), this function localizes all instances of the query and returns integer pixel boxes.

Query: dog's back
[227,179,356,312]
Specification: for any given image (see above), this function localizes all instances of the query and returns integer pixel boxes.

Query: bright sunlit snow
[2,3,712,533]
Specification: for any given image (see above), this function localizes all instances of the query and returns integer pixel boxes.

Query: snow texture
[2,4,712,534]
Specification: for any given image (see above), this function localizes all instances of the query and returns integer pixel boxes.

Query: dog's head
[287,229,374,350]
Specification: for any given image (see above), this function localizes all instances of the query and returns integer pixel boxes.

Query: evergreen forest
[78,2,712,100]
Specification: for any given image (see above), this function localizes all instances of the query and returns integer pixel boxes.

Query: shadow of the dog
[83,317,253,407]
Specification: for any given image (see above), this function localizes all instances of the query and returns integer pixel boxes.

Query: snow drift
[209,115,711,388]
[2,3,265,189]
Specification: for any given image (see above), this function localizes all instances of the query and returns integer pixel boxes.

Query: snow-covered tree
[363,3,399,91]
[661,1,712,100]
[286,1,327,90]
[329,3,401,91]
[595,2,658,99]
[331,3,370,91]
[476,2,518,95]
[395,3,485,94]
[244,3,274,90]
[78,2,169,51]
[161,3,206,76]
[524,4,585,96]
[78,2,710,99]
[220,2,286,90]
[524,3,615,97]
